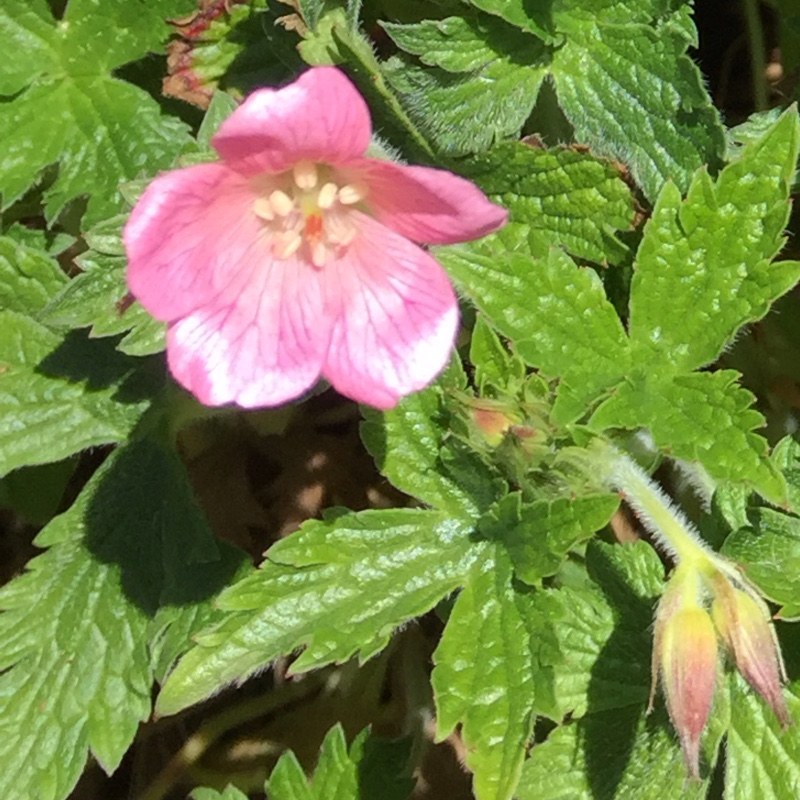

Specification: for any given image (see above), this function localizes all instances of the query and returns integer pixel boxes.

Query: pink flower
[124,67,507,409]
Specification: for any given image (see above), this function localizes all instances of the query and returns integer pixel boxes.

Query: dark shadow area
[581,543,664,797]
[83,435,245,616]
[35,329,165,406]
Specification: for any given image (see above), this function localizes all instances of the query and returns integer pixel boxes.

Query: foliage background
[2,1,800,799]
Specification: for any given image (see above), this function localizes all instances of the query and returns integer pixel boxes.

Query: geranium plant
[2,1,800,799]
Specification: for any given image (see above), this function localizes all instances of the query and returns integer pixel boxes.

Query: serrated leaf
[629,109,800,372]
[0,437,226,800]
[432,547,536,800]
[470,315,526,394]
[551,14,724,200]
[0,236,67,315]
[381,14,547,154]
[190,786,250,800]
[0,314,160,475]
[266,724,414,800]
[518,540,727,795]
[0,0,193,224]
[361,362,504,516]
[463,142,635,264]
[465,0,557,42]
[515,701,725,800]
[721,509,800,612]
[157,508,486,715]
[479,492,619,584]
[589,370,785,503]
[41,216,166,357]
[439,226,630,420]
[530,541,661,720]
[725,675,800,799]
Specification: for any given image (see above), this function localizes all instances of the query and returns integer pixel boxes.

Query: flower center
[252,160,368,268]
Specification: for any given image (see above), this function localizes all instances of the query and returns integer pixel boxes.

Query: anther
[293,160,318,191]
[337,182,367,205]
[269,190,295,217]
[273,231,302,259]
[317,182,338,210]
[252,197,275,221]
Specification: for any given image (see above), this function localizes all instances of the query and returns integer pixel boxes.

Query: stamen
[252,197,275,221]
[269,190,295,217]
[273,231,302,259]
[293,160,318,190]
[317,182,338,210]
[337,182,368,205]
[326,212,357,246]
[310,241,329,268]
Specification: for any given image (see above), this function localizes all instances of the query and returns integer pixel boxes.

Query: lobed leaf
[589,370,785,503]
[157,508,486,715]
[628,109,800,373]
[432,547,537,800]
[0,438,227,800]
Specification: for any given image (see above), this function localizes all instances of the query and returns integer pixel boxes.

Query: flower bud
[712,584,790,728]
[468,399,520,447]
[656,604,718,779]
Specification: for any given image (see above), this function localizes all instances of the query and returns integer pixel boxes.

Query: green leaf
[0,436,226,800]
[0,236,67,314]
[724,675,800,800]
[157,508,485,715]
[0,458,76,526]
[361,362,504,517]
[465,0,557,41]
[190,786,250,800]
[432,546,536,800]
[479,492,619,584]
[267,725,414,800]
[515,702,723,800]
[439,226,630,421]
[470,315,527,394]
[0,0,193,224]
[550,13,725,200]
[462,142,635,264]
[518,540,727,796]
[721,509,800,614]
[381,14,547,154]
[41,215,166,357]
[628,109,800,372]
[529,541,660,722]
[589,370,785,503]
[0,315,160,476]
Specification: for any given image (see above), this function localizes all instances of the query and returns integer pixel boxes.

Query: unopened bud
[656,604,718,779]
[712,584,790,728]
[469,400,519,447]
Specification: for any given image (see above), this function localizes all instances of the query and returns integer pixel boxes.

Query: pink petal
[212,67,372,176]
[125,163,262,322]
[322,213,459,409]
[166,255,333,408]
[355,160,508,244]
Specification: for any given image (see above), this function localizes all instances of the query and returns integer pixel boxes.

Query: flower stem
[598,443,714,568]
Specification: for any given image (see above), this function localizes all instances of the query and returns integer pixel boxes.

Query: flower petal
[212,67,372,175]
[357,160,508,244]
[125,163,263,322]
[322,213,459,409]
[166,255,333,408]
